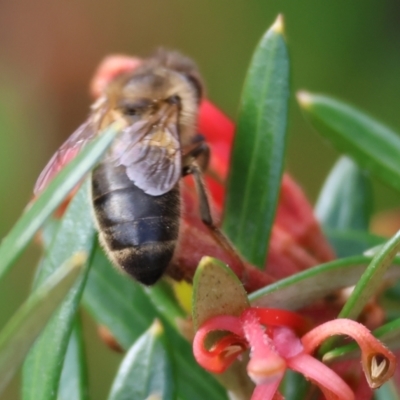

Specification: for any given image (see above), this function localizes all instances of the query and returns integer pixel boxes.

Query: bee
[34,50,217,285]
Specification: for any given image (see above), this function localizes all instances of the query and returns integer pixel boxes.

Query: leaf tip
[149,319,164,337]
[70,251,88,269]
[197,256,214,271]
[322,350,339,363]
[271,14,285,34]
[297,90,313,109]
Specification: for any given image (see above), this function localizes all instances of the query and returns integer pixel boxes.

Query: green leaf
[83,244,158,349]
[326,229,385,258]
[0,253,85,396]
[297,92,400,193]
[57,315,88,400]
[22,181,96,400]
[281,371,309,400]
[367,314,400,348]
[339,230,400,320]
[223,14,290,269]
[192,256,249,331]
[83,246,227,400]
[0,122,119,281]
[40,217,61,249]
[249,255,400,310]
[315,156,373,231]
[108,320,175,400]
[162,323,228,400]
[383,278,400,310]
[144,281,186,329]
[374,380,400,400]
[214,356,254,400]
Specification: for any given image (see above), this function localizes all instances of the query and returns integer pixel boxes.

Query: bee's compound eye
[124,107,137,116]
[167,95,181,106]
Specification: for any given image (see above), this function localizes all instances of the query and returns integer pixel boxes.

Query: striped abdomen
[91,162,180,285]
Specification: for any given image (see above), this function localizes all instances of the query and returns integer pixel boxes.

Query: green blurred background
[1,1,400,398]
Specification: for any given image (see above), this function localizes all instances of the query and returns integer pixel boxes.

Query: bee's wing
[34,119,97,195]
[113,121,181,196]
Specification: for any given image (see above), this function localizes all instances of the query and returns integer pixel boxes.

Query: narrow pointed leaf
[0,253,85,396]
[22,181,96,400]
[57,316,88,400]
[383,279,400,317]
[108,320,175,400]
[162,322,228,400]
[249,255,400,310]
[144,281,186,329]
[192,256,249,331]
[0,122,119,281]
[298,92,400,193]
[281,371,309,400]
[223,15,290,268]
[83,247,227,400]
[339,230,400,320]
[315,156,373,231]
[83,244,158,349]
[214,356,254,400]
[326,229,384,258]
[366,315,400,347]
[374,380,400,400]
[40,217,61,249]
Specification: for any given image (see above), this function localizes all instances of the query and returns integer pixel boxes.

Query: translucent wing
[34,119,97,195]
[110,120,181,196]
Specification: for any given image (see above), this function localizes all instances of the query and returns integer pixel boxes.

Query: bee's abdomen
[92,163,180,285]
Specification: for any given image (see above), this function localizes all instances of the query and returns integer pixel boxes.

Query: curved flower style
[193,307,396,399]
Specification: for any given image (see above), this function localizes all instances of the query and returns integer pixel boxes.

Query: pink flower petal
[250,377,284,400]
[243,312,287,385]
[272,327,304,359]
[288,353,355,400]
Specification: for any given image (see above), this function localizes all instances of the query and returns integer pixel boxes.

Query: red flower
[193,307,396,399]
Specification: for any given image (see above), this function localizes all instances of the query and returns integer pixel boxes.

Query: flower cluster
[193,307,395,399]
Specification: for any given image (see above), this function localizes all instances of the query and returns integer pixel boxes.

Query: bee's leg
[182,134,210,174]
[182,138,218,226]
[185,161,213,226]
[183,134,226,185]
[183,153,246,267]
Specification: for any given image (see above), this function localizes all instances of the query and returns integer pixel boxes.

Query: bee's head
[104,55,202,145]
[146,48,204,100]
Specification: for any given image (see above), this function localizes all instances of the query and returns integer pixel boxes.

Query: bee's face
[101,68,199,146]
